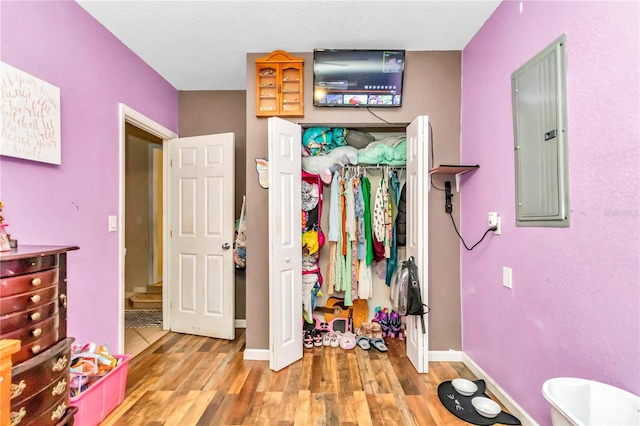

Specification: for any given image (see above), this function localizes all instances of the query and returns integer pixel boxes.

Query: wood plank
[105,331,518,425]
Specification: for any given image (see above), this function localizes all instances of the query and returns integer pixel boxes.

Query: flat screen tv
[313,49,405,108]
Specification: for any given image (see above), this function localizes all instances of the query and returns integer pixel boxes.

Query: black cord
[431,181,445,191]
[448,211,495,251]
[366,107,391,124]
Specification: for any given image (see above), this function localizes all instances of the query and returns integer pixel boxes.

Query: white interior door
[405,116,429,373]
[168,133,235,340]
[269,117,302,371]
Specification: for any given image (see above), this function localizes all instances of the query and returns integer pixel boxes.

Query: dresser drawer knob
[31,277,42,286]
[31,328,42,338]
[31,345,41,354]
[51,402,67,421]
[30,295,41,304]
[52,378,67,396]
[59,294,67,308]
[10,380,26,400]
[30,312,41,321]
[10,407,26,425]
[52,355,68,372]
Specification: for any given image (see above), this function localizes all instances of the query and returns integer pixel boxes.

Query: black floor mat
[438,380,521,425]
[125,310,162,328]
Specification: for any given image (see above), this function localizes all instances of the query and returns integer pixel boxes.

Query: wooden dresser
[1,245,79,426]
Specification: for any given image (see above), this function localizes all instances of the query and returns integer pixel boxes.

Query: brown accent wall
[245,51,463,351]
[125,123,162,294]
[178,90,247,320]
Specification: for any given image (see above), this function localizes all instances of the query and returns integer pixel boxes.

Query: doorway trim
[118,104,178,353]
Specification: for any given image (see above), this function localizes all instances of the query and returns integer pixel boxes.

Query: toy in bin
[69,342,118,396]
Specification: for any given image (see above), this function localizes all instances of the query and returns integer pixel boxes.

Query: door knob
[222,243,231,250]
[285,257,290,263]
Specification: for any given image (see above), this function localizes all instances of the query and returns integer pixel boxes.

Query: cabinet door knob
[31,328,42,338]
[51,402,67,421]
[30,294,41,304]
[51,379,67,396]
[31,345,41,354]
[30,312,41,321]
[52,355,68,372]
[10,407,26,425]
[59,294,67,308]
[31,277,41,286]
[10,380,26,400]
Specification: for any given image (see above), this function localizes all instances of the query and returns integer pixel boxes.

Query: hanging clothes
[385,171,401,286]
[361,176,374,266]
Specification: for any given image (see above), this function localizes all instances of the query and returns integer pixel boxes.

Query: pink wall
[0,1,178,349]
[461,0,639,423]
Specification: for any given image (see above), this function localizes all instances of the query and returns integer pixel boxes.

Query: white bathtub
[542,377,640,425]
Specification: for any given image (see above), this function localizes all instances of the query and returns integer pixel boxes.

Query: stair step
[147,283,163,294]
[129,293,162,309]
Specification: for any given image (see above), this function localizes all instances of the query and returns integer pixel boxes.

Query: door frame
[118,104,178,353]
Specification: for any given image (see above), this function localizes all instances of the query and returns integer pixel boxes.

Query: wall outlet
[503,266,512,289]
[488,212,501,235]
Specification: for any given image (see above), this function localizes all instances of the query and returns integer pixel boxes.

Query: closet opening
[269,116,430,373]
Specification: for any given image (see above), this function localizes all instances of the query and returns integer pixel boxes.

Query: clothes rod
[344,164,406,169]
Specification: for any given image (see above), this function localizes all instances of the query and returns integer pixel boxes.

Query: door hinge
[170,159,172,167]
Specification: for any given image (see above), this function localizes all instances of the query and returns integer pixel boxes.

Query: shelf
[428,164,479,192]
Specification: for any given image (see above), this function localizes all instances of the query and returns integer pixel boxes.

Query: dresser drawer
[11,394,69,426]
[1,254,58,278]
[0,301,58,334]
[2,315,59,346]
[12,330,61,365]
[11,338,74,402]
[0,268,58,297]
[0,285,58,316]
[10,373,69,425]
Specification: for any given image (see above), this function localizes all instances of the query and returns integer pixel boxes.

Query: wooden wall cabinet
[255,50,304,118]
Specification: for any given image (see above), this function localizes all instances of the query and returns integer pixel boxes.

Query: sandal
[370,337,388,352]
[356,335,371,351]
[340,332,356,350]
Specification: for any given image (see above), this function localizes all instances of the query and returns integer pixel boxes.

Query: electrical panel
[512,34,570,227]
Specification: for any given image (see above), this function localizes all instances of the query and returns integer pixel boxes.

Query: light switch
[108,215,117,232]
[503,267,512,289]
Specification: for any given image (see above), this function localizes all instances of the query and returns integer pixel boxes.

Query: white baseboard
[429,350,463,362]
[234,319,246,328]
[243,349,270,361]
[462,353,538,426]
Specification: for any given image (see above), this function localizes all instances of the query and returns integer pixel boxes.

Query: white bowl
[452,378,478,396]
[472,396,501,418]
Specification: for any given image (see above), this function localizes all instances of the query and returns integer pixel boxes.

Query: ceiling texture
[76,0,502,91]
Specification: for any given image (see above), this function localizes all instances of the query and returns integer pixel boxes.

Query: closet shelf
[428,164,479,192]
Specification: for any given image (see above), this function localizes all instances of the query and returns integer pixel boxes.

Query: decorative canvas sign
[0,62,61,165]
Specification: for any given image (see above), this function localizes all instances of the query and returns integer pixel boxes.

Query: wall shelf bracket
[428,165,479,192]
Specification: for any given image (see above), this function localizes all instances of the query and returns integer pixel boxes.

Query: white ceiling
[76,0,501,91]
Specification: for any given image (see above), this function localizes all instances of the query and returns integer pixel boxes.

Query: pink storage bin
[69,354,132,426]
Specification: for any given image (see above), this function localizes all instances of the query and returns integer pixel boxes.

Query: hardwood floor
[102,330,504,425]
